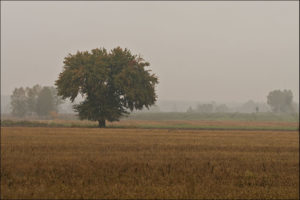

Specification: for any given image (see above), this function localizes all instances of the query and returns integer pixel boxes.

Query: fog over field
[1,1,298,103]
[1,2,299,199]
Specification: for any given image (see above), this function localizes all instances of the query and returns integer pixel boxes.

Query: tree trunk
[98,119,106,128]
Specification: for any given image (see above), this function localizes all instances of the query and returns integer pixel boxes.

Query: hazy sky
[1,2,299,103]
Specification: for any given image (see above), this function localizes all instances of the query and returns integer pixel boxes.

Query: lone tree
[55,47,158,127]
[267,89,294,113]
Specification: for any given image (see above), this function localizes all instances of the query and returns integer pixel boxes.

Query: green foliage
[36,87,55,116]
[267,90,295,113]
[25,84,42,115]
[55,47,158,127]
[11,87,28,117]
[10,85,63,117]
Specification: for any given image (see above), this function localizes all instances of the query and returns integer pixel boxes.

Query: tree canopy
[36,87,56,116]
[55,47,158,127]
[11,87,28,117]
[267,89,294,113]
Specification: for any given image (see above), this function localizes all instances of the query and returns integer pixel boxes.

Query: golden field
[1,127,299,199]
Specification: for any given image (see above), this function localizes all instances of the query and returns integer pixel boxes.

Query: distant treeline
[9,85,63,118]
[1,86,298,120]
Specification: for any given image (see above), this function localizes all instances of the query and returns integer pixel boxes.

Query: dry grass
[1,127,299,199]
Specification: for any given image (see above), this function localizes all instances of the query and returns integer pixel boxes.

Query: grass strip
[1,120,298,131]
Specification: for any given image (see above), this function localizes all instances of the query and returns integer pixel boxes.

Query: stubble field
[1,126,299,199]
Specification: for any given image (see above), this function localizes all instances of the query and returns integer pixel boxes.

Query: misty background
[1,2,299,115]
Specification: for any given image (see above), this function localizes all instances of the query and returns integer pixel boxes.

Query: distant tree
[186,106,193,113]
[292,102,299,113]
[267,90,294,113]
[55,47,158,127]
[196,104,213,113]
[25,84,42,115]
[240,100,257,113]
[49,87,64,112]
[10,87,28,117]
[36,87,56,116]
[215,104,229,113]
[255,106,259,113]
